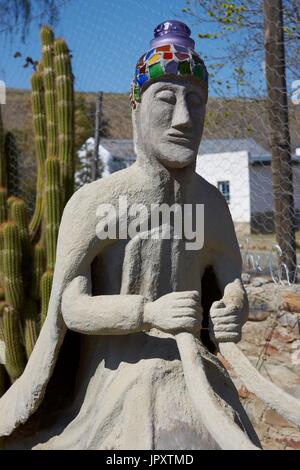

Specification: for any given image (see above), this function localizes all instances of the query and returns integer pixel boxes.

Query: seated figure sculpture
[0,20,262,450]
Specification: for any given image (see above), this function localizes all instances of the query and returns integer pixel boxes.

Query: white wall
[196,151,251,223]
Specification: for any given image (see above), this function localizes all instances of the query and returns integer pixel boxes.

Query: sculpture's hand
[209,280,248,344]
[144,291,202,334]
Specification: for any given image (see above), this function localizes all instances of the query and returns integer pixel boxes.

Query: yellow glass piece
[147,53,161,65]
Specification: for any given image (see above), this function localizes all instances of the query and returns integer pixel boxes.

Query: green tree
[0,0,70,41]
[183,0,299,279]
[182,0,299,95]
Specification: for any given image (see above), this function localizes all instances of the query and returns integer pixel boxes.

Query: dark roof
[198,138,268,156]
[100,138,300,164]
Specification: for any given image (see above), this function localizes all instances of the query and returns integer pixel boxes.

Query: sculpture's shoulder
[63,165,140,217]
[193,173,230,214]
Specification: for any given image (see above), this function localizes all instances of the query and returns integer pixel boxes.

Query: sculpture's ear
[131,104,142,155]
[201,265,222,354]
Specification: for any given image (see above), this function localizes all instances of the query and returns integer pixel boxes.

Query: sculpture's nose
[171,96,192,130]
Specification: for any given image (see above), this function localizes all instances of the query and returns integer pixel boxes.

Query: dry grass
[3,88,300,150]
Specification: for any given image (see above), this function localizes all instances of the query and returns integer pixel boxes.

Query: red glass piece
[138,64,146,74]
[175,52,189,60]
[156,45,171,52]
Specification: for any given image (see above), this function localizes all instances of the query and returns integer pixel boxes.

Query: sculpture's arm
[61,273,146,335]
[61,273,203,336]
[209,196,248,343]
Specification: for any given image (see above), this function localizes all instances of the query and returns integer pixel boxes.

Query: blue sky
[0,0,231,95]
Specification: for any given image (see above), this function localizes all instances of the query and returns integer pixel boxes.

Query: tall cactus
[1,305,26,382]
[41,26,57,159]
[0,25,75,388]
[2,222,24,312]
[0,105,6,190]
[54,38,75,204]
[29,72,46,240]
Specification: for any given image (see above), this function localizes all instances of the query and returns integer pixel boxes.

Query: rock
[248,309,270,322]
[291,339,300,350]
[276,438,300,450]
[281,291,300,313]
[277,311,299,330]
[263,409,291,428]
[284,384,300,400]
[242,273,251,284]
[291,349,300,366]
[252,277,271,287]
[238,385,256,400]
[245,283,300,316]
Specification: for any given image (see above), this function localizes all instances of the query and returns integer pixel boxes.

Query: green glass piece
[192,53,202,65]
[149,62,164,79]
[193,65,203,79]
[134,86,140,102]
[178,61,191,75]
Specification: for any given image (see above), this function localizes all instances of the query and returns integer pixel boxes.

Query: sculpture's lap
[6,331,219,450]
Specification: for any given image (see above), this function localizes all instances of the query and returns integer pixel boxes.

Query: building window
[217,181,230,204]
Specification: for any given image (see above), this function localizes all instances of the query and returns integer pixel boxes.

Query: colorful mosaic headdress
[130,20,208,108]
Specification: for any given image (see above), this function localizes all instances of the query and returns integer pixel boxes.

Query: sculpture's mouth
[167,132,194,145]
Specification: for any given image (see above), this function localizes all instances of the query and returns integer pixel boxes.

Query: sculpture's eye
[156,90,176,105]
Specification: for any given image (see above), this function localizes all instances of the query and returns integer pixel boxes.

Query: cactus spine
[0,25,75,387]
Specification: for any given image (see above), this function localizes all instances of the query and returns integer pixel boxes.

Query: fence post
[263,0,297,281]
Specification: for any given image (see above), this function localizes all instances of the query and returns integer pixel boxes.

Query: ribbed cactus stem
[41,26,57,159]
[29,72,46,240]
[11,198,31,288]
[24,298,39,359]
[0,187,7,224]
[0,303,9,396]
[30,242,46,301]
[45,158,62,270]
[7,196,18,221]
[0,105,6,189]
[37,60,44,73]
[54,38,74,204]
[0,230,4,299]
[1,222,24,312]
[41,270,53,324]
[2,305,26,382]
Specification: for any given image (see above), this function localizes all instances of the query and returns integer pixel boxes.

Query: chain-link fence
[0,0,300,449]
[1,0,299,284]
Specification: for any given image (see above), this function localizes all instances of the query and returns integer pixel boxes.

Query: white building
[196,138,300,234]
[78,137,300,234]
[76,138,135,188]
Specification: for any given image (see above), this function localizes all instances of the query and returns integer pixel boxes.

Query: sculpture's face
[137,78,206,169]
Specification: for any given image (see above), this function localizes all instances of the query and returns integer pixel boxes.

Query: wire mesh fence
[0,1,300,449]
[0,0,299,282]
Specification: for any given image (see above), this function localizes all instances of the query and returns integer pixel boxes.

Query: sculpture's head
[131,20,208,170]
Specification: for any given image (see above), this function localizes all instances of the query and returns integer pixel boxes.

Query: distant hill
[2,87,300,154]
